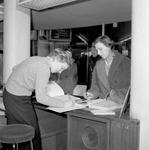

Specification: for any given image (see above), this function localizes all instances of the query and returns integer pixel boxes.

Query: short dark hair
[94,35,114,49]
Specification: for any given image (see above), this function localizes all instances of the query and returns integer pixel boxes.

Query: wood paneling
[67,110,139,150]
[34,106,67,150]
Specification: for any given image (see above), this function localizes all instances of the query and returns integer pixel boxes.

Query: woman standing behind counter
[84,35,130,104]
[3,48,74,150]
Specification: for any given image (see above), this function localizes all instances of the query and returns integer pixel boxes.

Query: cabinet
[67,110,139,150]
[33,101,67,150]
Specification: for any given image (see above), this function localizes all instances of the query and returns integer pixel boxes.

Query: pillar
[3,0,30,83]
[131,0,149,149]
[102,24,105,36]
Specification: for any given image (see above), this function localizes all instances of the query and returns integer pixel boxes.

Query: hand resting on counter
[63,99,75,108]
[83,92,94,100]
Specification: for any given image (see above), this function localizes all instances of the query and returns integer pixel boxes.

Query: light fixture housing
[18,0,77,11]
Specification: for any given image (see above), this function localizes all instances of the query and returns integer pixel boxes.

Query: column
[3,0,30,83]
[102,24,105,36]
[131,0,149,149]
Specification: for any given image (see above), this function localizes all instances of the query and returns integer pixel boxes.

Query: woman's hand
[63,99,75,108]
[84,92,94,100]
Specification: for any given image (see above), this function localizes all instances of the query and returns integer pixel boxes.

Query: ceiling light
[18,0,77,11]
[120,36,131,43]
[77,35,87,44]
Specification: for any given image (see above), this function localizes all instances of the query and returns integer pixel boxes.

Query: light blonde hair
[48,48,73,66]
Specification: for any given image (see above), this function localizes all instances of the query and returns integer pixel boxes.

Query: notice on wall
[49,29,72,41]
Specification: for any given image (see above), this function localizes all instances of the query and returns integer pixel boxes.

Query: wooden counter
[33,100,67,150]
[33,98,140,150]
[67,109,140,150]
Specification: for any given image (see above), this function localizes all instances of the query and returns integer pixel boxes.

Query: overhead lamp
[77,35,87,44]
[120,36,131,43]
[18,0,77,11]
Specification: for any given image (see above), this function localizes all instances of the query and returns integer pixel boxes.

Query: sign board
[49,29,72,42]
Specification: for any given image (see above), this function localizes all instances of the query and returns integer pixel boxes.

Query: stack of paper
[51,94,80,102]
[46,81,64,97]
[86,98,105,105]
[47,103,86,113]
[46,94,87,113]
[46,82,87,113]
[87,99,122,111]
[90,109,115,115]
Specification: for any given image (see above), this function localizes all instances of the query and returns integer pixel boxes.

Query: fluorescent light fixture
[18,0,77,11]
[120,37,131,43]
[77,35,87,44]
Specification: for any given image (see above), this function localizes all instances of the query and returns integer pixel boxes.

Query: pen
[86,93,91,100]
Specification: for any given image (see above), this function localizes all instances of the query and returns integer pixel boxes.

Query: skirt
[3,88,42,150]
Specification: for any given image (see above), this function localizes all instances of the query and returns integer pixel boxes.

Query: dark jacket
[88,51,130,103]
[50,63,78,94]
[87,55,101,89]
[89,55,101,72]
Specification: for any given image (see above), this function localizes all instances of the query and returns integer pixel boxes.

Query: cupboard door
[68,115,110,150]
[110,120,139,150]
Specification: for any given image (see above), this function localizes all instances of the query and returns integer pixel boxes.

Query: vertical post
[102,24,105,36]
[131,0,149,149]
[3,0,30,83]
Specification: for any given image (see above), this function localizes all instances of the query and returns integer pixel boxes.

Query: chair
[0,124,35,150]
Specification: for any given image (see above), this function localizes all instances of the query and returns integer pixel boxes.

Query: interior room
[0,0,149,150]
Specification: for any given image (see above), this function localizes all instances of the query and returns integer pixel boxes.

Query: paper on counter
[86,98,105,105]
[47,81,64,97]
[90,109,115,115]
[52,94,80,101]
[46,103,86,113]
[88,99,122,111]
[46,94,86,113]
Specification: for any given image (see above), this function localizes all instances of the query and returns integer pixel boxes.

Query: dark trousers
[3,89,42,150]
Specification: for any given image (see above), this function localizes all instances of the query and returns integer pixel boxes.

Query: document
[46,81,64,97]
[90,109,115,115]
[50,94,80,101]
[86,98,105,105]
[47,103,86,113]
[46,94,87,113]
[87,99,122,111]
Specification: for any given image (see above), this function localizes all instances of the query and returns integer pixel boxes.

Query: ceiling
[0,0,132,31]
[31,0,131,30]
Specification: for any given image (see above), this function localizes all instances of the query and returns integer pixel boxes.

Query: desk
[67,110,140,150]
[33,100,67,150]
[32,95,84,150]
